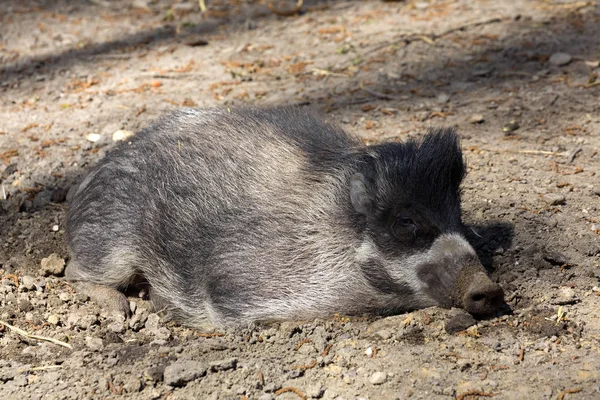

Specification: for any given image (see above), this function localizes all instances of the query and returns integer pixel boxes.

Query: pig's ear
[350,173,373,215]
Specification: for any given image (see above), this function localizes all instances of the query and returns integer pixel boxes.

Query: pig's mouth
[417,265,506,317]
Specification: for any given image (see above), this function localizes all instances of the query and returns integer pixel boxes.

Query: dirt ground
[1,0,600,399]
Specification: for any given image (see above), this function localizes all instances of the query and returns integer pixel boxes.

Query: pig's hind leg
[65,255,136,318]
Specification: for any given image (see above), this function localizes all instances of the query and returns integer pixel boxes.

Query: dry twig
[0,319,73,350]
[364,17,504,56]
[557,387,582,400]
[456,390,496,400]
[275,386,307,399]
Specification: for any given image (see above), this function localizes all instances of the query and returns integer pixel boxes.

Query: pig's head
[350,128,504,316]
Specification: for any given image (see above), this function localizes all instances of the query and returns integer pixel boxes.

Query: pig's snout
[462,272,504,316]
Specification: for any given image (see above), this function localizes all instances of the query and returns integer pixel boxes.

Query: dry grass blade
[0,319,73,350]
[557,387,582,400]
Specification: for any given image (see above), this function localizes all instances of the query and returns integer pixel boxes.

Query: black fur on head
[350,128,467,252]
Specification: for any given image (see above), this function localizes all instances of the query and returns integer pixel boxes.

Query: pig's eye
[392,215,418,241]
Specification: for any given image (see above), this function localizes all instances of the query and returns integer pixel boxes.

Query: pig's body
[66,107,503,328]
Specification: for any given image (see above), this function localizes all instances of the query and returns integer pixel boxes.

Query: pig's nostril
[470,293,486,302]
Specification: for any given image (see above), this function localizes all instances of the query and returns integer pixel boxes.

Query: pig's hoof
[72,282,131,318]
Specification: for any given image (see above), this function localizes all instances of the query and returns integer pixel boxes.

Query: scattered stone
[549,52,572,66]
[585,60,600,68]
[182,34,209,47]
[164,360,207,387]
[40,254,65,276]
[47,314,59,325]
[365,347,374,357]
[122,376,142,393]
[145,313,161,331]
[18,298,33,312]
[104,331,124,345]
[369,371,387,385]
[503,120,520,134]
[543,193,565,206]
[209,357,237,372]
[144,365,165,383]
[74,293,90,303]
[85,133,101,143]
[112,129,134,142]
[13,374,28,387]
[552,287,580,305]
[444,311,476,334]
[375,328,393,340]
[67,311,98,330]
[59,292,70,302]
[108,321,125,333]
[153,327,171,340]
[436,92,450,103]
[469,114,485,124]
[85,336,103,351]
[473,65,494,77]
[20,275,37,291]
[306,383,325,398]
[130,312,148,331]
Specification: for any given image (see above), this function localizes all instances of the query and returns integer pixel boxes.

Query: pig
[65,107,504,328]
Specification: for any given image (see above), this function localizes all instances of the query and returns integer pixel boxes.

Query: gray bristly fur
[66,106,500,328]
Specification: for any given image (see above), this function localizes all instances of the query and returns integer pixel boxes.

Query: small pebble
[18,299,33,312]
[40,253,65,276]
[109,321,125,333]
[445,312,476,334]
[164,360,207,387]
[543,193,565,206]
[469,114,485,124]
[503,120,520,134]
[182,34,209,47]
[85,336,103,351]
[85,133,101,143]
[209,357,237,372]
[112,130,134,142]
[436,93,450,104]
[21,275,37,291]
[549,52,572,66]
[369,371,388,385]
[585,60,600,68]
[375,328,393,340]
[52,225,59,232]
[47,314,59,325]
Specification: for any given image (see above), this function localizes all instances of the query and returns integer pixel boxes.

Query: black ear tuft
[420,127,466,190]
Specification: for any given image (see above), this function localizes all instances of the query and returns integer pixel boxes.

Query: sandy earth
[1,0,600,399]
